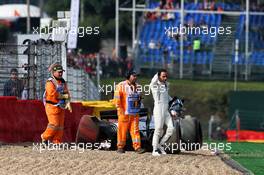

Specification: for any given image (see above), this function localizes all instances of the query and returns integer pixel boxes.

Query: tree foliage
[43,0,133,52]
[0,25,9,43]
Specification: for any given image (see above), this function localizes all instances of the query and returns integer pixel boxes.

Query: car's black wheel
[164,119,181,154]
[97,120,118,150]
[180,117,203,151]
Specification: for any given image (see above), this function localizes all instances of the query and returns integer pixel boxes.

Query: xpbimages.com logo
[164,24,232,38]
[32,26,100,37]
[163,141,232,153]
[98,82,167,96]
[32,140,111,153]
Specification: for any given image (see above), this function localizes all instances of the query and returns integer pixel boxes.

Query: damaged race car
[75,98,203,153]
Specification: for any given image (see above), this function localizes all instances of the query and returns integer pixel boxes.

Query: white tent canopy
[0,4,42,18]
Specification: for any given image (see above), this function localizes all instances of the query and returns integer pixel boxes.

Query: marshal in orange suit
[114,70,145,154]
[41,63,72,144]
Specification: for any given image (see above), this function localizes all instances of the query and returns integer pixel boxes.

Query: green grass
[225,142,264,175]
[206,141,264,175]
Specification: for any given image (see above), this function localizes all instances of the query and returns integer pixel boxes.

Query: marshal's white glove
[65,102,72,113]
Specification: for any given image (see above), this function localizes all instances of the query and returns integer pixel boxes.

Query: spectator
[157,40,162,50]
[145,11,158,21]
[3,68,24,98]
[200,20,208,29]
[21,87,29,100]
[109,57,119,77]
[217,6,223,12]
[204,0,215,11]
[193,38,201,53]
[149,40,156,49]
[187,18,194,28]
[67,49,132,79]
[112,48,117,60]
[162,46,169,69]
[164,0,175,20]
[160,0,167,9]
[126,58,134,70]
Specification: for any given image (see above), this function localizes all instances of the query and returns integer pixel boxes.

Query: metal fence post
[235,110,240,142]
[27,41,37,99]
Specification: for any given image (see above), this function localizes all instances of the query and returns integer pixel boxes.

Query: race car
[76,98,203,153]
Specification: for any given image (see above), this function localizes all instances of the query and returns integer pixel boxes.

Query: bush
[0,25,9,42]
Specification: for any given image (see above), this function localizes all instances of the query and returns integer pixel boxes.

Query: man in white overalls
[150,69,174,156]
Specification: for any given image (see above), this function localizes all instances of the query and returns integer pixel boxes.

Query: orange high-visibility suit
[114,80,142,150]
[41,78,69,144]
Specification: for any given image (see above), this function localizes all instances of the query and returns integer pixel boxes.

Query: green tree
[44,0,135,52]
[43,0,71,18]
[0,25,9,43]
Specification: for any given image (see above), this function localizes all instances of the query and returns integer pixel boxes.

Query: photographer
[3,68,24,98]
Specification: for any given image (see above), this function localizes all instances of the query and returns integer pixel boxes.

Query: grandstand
[119,1,264,80]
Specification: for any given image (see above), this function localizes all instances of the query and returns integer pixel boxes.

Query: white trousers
[152,103,174,150]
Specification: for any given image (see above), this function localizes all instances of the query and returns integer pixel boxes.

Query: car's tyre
[164,119,181,154]
[75,115,99,143]
[96,120,117,150]
[180,116,203,151]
